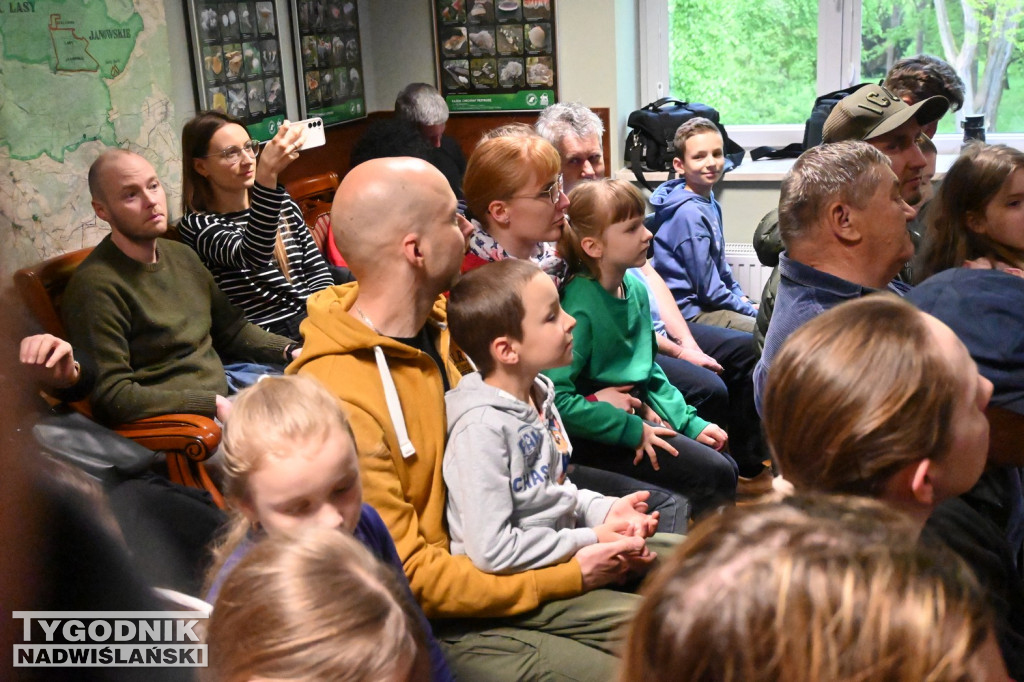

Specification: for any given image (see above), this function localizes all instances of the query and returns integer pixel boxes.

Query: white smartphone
[293,117,326,151]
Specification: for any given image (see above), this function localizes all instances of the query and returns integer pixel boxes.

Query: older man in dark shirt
[753,140,916,413]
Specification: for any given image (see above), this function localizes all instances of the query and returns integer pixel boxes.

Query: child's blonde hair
[560,178,646,280]
[205,526,428,682]
[204,375,355,590]
[622,495,997,682]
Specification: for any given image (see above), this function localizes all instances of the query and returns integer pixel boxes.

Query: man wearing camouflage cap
[822,83,947,205]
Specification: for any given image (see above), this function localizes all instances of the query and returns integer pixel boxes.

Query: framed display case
[290,0,367,124]
[433,0,558,112]
[186,0,289,140]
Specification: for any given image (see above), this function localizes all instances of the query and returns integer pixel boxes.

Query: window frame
[639,0,1024,153]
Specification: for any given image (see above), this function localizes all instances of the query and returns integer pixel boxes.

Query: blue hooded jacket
[649,178,756,319]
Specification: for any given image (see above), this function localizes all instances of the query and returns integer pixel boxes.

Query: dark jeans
[686,322,768,477]
[569,465,690,534]
[571,426,738,520]
[654,353,729,426]
[108,473,227,595]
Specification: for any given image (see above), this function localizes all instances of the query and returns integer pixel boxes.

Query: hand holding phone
[257,118,323,186]
[293,117,326,151]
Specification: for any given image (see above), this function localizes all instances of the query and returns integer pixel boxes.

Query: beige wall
[113,0,640,177]
[717,182,781,244]
[356,0,775,245]
[359,0,635,162]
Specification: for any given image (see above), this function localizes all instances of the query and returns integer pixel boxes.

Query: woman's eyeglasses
[203,139,260,163]
[511,174,564,204]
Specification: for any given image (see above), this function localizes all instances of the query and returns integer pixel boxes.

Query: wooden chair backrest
[285,171,340,251]
[13,247,93,339]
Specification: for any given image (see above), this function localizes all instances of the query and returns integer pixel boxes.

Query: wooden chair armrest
[113,414,221,463]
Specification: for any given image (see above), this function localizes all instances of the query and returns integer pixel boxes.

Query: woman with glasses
[461,133,571,286]
[180,112,333,339]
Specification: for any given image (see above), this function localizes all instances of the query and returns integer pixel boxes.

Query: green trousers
[691,308,757,333]
[434,533,682,681]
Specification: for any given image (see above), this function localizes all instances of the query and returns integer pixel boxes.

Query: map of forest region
[50,13,101,73]
[0,1,181,276]
[1,1,142,161]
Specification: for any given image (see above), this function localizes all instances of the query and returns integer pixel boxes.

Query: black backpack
[624,97,745,190]
[802,82,871,148]
[751,83,871,160]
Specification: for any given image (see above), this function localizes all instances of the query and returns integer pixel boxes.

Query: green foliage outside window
[669,0,817,125]
[670,0,1024,132]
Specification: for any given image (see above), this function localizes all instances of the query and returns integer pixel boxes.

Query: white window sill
[617,159,796,184]
[618,151,967,186]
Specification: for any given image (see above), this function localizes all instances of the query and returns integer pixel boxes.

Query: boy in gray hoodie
[444,259,660,574]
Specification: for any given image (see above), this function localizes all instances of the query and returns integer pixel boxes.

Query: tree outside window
[669,0,1024,133]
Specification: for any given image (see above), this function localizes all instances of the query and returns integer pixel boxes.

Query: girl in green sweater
[544,179,737,518]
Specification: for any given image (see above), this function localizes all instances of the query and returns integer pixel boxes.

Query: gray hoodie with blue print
[443,372,615,574]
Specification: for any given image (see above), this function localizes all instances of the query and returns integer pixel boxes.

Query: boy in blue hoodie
[650,118,757,333]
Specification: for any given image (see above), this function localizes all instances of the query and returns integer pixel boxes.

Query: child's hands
[605,491,659,538]
[638,402,665,426]
[593,520,634,543]
[634,422,678,470]
[675,344,723,373]
[618,541,656,582]
[576,536,646,590]
[696,423,728,451]
[593,385,641,413]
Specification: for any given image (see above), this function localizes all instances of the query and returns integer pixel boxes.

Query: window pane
[860,0,1024,133]
[668,0,818,125]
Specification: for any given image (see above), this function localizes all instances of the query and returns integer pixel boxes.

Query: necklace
[353,304,381,335]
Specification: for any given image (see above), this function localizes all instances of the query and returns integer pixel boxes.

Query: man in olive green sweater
[62,150,296,425]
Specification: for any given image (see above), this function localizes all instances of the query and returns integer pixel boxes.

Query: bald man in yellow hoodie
[290,157,649,681]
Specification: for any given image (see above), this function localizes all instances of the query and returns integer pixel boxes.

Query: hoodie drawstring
[372,345,417,459]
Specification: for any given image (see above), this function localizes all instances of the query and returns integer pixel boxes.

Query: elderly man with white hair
[395,82,466,197]
[535,101,606,192]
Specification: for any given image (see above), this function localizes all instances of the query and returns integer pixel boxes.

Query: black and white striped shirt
[179,182,334,337]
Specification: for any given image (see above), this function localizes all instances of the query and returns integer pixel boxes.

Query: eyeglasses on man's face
[511,174,564,205]
[203,139,260,163]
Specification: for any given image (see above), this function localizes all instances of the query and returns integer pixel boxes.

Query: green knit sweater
[62,236,291,424]
[543,272,708,448]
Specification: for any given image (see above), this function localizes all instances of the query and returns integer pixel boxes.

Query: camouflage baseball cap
[823,84,948,143]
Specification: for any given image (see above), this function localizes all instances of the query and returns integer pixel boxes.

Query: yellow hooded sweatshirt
[290,282,583,618]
